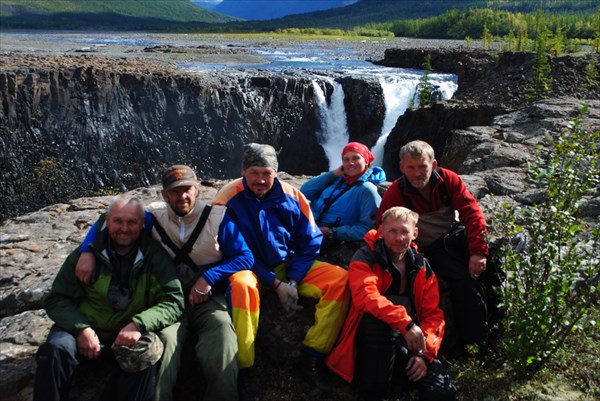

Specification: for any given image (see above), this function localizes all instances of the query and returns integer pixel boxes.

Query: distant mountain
[192,1,221,11]
[0,0,238,30]
[209,0,358,21]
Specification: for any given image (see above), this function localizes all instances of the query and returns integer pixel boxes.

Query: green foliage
[408,54,433,110]
[583,59,600,85]
[376,7,597,43]
[595,7,600,52]
[482,22,493,50]
[525,15,553,100]
[418,54,433,107]
[274,27,393,38]
[489,108,600,374]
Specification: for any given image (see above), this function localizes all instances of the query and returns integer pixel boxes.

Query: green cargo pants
[156,294,239,401]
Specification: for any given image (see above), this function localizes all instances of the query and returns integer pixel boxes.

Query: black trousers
[421,226,492,348]
[33,325,157,401]
[354,314,457,401]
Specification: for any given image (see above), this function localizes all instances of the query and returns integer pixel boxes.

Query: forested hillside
[0,0,238,30]
[0,0,597,31]
[219,0,599,31]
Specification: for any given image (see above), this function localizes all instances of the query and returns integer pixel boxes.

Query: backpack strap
[151,205,212,268]
[315,180,359,226]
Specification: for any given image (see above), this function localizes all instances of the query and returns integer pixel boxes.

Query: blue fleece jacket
[301,166,386,241]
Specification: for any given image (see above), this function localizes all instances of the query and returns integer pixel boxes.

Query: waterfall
[371,72,458,166]
[313,70,457,170]
[371,75,418,166]
[312,78,349,170]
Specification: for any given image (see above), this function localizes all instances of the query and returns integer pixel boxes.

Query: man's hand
[189,276,212,306]
[77,327,101,359]
[114,322,142,346]
[406,356,428,382]
[404,324,426,354]
[275,281,301,312]
[75,251,97,284]
[469,254,487,279]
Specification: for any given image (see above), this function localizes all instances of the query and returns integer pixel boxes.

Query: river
[1,30,458,168]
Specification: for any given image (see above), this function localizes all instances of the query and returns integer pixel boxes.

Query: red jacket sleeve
[442,169,489,256]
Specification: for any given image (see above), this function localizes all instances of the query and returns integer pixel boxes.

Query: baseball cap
[161,165,198,191]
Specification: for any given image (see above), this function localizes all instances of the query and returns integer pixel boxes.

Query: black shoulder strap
[180,205,212,258]
[315,181,358,226]
[396,177,415,210]
[151,205,212,268]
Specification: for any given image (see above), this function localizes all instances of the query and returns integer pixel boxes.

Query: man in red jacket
[326,207,456,401]
[377,140,491,355]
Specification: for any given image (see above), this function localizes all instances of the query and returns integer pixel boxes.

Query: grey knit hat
[242,143,278,171]
[112,332,164,373]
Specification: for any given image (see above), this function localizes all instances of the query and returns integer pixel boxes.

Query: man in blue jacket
[213,143,350,393]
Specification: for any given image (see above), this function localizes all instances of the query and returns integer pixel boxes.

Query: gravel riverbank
[0,31,477,68]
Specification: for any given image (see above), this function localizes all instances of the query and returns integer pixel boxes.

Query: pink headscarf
[342,142,375,165]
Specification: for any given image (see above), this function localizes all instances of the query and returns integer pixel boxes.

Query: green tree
[517,26,529,51]
[549,25,567,55]
[504,30,517,51]
[594,7,600,52]
[417,54,433,108]
[583,59,599,87]
[525,15,553,100]
[482,22,493,50]
[490,108,600,374]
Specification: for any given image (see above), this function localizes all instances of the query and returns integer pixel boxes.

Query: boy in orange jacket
[326,206,456,401]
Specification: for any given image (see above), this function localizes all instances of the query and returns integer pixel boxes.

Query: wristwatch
[326,229,335,239]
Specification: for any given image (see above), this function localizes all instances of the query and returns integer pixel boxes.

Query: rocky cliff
[0,54,385,221]
[3,48,597,221]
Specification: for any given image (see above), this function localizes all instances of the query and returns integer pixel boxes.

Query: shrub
[489,107,600,374]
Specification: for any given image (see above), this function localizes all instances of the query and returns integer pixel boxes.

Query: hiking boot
[299,352,333,394]
[238,368,255,401]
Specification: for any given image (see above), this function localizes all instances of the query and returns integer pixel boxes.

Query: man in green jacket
[33,194,184,401]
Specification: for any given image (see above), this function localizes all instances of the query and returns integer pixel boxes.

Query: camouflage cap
[111,332,164,373]
[242,143,279,171]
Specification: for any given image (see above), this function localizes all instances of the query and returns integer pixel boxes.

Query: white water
[312,78,349,170]
[314,71,458,169]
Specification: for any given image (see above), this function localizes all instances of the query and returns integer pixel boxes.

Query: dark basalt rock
[376,48,599,110]
[0,55,387,222]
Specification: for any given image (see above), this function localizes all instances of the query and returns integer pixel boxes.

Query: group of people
[34,139,494,401]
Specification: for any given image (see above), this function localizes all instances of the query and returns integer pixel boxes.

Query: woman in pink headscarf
[301,142,386,264]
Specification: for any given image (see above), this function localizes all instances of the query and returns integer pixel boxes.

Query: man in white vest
[76,165,257,401]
